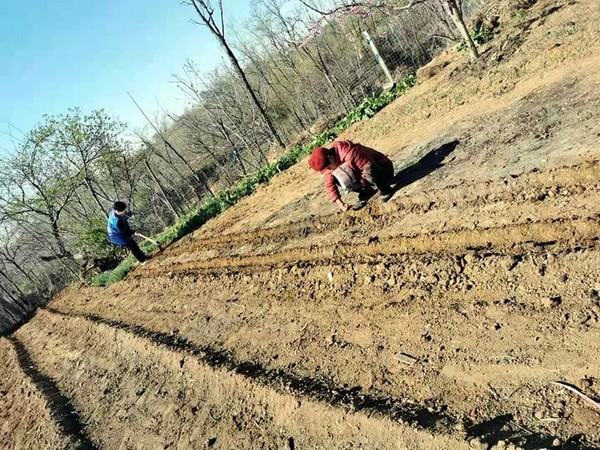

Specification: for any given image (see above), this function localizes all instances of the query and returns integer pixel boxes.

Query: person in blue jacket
[107,201,148,264]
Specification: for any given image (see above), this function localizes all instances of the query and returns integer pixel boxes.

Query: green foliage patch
[90,75,416,287]
[76,217,125,263]
[458,25,495,52]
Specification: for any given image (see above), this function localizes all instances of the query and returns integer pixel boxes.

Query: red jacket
[320,141,391,202]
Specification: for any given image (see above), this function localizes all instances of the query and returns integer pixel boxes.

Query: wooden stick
[135,233,160,247]
[551,381,600,411]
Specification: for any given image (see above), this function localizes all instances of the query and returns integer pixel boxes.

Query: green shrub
[89,256,136,286]
[76,217,124,271]
[458,26,495,52]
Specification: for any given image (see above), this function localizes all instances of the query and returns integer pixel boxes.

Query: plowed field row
[141,215,600,277]
[9,309,471,450]
[167,161,599,255]
[49,217,600,448]
[0,339,88,449]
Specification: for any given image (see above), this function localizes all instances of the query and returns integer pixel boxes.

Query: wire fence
[305,0,491,104]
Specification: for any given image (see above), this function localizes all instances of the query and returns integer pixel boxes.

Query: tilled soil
[3,1,600,449]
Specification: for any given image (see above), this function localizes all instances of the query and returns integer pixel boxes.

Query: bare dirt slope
[3,0,600,449]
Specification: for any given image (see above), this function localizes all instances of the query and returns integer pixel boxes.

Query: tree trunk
[144,160,181,221]
[219,39,286,149]
[445,0,479,60]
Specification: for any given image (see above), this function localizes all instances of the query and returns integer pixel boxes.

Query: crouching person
[107,201,148,264]
[308,140,394,211]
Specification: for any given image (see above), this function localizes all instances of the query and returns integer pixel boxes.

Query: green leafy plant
[513,9,527,20]
[458,25,494,52]
[90,74,416,286]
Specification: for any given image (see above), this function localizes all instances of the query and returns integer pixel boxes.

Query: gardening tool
[135,233,163,251]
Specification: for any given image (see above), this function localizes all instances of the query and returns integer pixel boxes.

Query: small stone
[541,296,561,308]
[552,438,561,447]
[394,352,418,365]
[534,409,545,419]
[552,400,565,410]
[327,271,334,283]
[387,274,396,286]
[495,440,506,449]
[560,273,568,282]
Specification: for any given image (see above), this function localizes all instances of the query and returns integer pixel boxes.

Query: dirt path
[3,0,600,449]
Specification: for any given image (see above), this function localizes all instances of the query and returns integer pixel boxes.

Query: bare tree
[184,0,286,148]
[129,93,216,199]
[298,0,479,60]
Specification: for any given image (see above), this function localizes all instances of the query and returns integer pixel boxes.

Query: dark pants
[125,239,147,263]
[363,160,394,194]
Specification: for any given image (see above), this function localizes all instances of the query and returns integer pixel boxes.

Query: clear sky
[0,0,253,152]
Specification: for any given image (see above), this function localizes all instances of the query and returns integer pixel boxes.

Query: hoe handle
[135,232,159,247]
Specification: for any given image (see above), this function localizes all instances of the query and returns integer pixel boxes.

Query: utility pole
[363,31,395,89]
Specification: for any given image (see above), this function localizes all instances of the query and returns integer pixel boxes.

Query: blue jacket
[107,210,134,245]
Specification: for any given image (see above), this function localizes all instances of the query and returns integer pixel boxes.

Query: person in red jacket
[308,140,394,211]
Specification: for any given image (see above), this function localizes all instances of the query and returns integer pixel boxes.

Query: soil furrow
[140,216,600,277]
[50,242,600,447]
[169,161,600,256]
[42,306,589,450]
[15,309,474,450]
[44,307,454,429]
[0,338,72,450]
[6,336,98,450]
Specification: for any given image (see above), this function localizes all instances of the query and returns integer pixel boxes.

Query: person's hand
[336,199,350,212]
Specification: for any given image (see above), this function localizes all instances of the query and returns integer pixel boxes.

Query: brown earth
[2,0,600,448]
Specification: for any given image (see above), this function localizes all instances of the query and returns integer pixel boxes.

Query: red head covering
[308,146,331,171]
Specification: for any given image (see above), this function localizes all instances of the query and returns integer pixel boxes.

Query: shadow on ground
[44,306,597,449]
[353,139,459,208]
[391,139,459,191]
[7,335,98,450]
[467,413,596,449]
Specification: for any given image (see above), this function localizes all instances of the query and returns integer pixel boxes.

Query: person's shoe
[358,186,377,201]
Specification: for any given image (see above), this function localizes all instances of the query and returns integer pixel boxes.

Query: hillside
[2,0,600,448]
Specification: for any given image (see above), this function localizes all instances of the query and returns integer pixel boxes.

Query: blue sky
[0,0,253,152]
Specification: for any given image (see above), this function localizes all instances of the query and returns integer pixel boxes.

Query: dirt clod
[541,296,561,308]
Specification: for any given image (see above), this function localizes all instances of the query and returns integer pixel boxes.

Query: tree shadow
[466,414,597,450]
[46,307,598,448]
[46,307,454,431]
[0,301,30,335]
[391,139,459,192]
[7,336,98,449]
